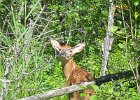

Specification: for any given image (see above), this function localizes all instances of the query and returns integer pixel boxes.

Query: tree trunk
[100,0,116,76]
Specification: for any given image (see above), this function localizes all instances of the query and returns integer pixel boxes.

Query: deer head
[50,39,85,61]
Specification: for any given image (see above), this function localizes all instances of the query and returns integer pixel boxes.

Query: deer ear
[72,43,85,54]
[50,39,61,51]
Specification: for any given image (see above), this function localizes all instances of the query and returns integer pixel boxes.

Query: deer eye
[69,50,72,53]
[59,48,62,51]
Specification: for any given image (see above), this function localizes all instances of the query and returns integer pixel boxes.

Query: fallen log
[19,66,140,100]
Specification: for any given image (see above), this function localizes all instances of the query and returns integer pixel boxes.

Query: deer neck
[61,59,77,80]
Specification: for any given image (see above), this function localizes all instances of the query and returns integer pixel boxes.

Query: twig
[0,61,11,100]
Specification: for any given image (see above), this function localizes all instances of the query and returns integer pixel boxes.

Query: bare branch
[0,61,11,100]
[18,81,95,100]
[19,66,140,100]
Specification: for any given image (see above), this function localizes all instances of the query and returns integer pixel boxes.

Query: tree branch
[19,81,95,100]
[19,66,140,100]
[0,61,11,100]
[96,66,140,85]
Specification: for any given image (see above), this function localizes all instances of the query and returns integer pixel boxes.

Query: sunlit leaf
[118,43,125,49]
[134,1,139,6]
[91,85,99,91]
[108,26,118,33]
[135,12,139,19]
[90,95,98,100]
[108,88,113,94]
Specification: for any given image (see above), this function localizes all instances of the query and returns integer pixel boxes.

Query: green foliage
[0,0,140,100]
[108,26,118,33]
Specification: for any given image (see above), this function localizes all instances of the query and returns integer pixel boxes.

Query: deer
[50,39,94,100]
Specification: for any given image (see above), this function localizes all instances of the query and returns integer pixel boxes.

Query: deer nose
[59,51,66,57]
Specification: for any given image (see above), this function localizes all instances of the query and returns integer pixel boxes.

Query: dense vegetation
[0,0,140,100]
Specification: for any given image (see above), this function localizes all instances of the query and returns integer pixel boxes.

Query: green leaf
[108,88,113,94]
[118,43,125,49]
[90,95,98,100]
[91,85,99,91]
[80,85,85,90]
[134,1,139,6]
[108,26,118,33]
[135,12,139,19]
[80,92,86,97]
[114,92,120,97]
